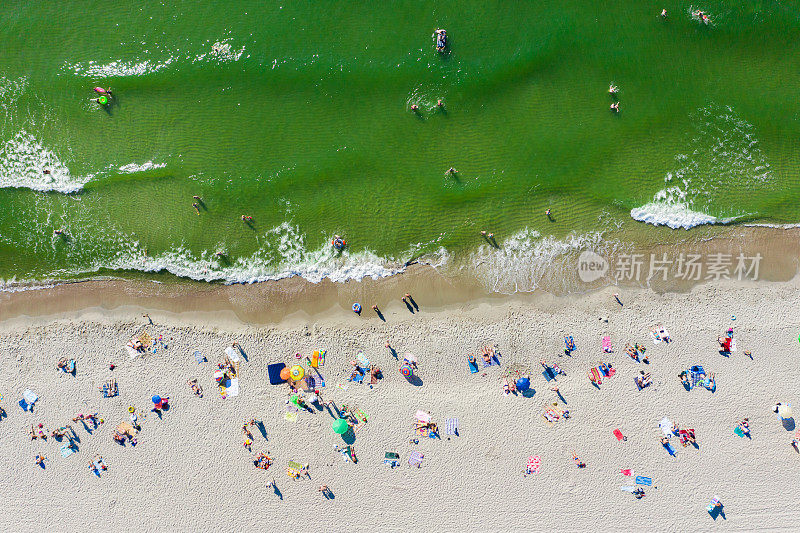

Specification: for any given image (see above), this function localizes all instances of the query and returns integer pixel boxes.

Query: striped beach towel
[445,418,459,435]
[526,455,540,474]
[409,451,423,468]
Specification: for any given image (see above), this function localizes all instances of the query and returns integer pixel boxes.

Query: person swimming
[94,87,112,96]
[332,235,346,250]
[610,102,620,112]
[608,84,619,94]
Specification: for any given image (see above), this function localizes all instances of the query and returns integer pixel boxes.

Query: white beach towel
[225,378,240,397]
[659,417,672,437]
[225,346,240,362]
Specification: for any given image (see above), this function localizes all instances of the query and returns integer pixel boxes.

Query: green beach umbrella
[332,418,349,434]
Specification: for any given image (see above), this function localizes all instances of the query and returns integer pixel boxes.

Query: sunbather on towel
[481,346,492,364]
[502,378,510,396]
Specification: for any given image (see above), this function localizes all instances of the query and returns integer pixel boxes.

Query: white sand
[1,279,799,532]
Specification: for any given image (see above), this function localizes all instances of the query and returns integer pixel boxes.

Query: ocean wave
[466,228,609,294]
[630,200,721,230]
[633,104,772,230]
[118,160,166,173]
[0,131,89,193]
[85,222,407,284]
[64,57,178,78]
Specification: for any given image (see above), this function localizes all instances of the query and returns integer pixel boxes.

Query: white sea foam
[467,228,609,294]
[86,222,406,284]
[64,57,177,78]
[631,201,720,230]
[0,131,88,193]
[118,160,166,173]
[632,104,772,230]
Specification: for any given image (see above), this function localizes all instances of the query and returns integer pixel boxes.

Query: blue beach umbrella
[516,377,530,391]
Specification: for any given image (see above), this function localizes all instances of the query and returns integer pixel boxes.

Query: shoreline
[2,226,800,327]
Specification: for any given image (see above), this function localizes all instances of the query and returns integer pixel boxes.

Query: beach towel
[356,351,370,368]
[620,469,632,476]
[225,378,240,397]
[733,426,745,437]
[468,359,479,373]
[589,367,602,385]
[409,451,423,468]
[620,486,635,493]
[663,440,677,456]
[542,367,556,381]
[445,418,459,436]
[415,410,431,423]
[564,336,575,352]
[659,417,673,437]
[635,476,652,486]
[267,363,287,385]
[384,452,400,467]
[526,455,540,474]
[60,443,77,457]
[193,350,205,363]
[284,412,298,422]
[349,369,365,384]
[613,429,625,441]
[483,355,500,368]
[602,336,613,353]
[225,346,240,362]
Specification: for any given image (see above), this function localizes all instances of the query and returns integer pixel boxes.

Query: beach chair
[602,336,613,353]
[408,451,423,468]
[193,350,205,364]
[102,379,118,398]
[384,452,400,468]
[445,418,459,436]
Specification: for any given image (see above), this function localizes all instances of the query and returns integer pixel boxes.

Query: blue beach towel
[468,360,479,373]
[267,363,287,385]
[542,368,556,381]
[635,476,652,486]
[194,350,205,363]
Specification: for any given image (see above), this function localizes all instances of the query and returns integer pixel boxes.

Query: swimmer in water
[610,102,620,112]
[215,251,225,257]
[241,215,253,222]
[410,104,419,112]
[94,87,112,96]
[43,168,51,175]
[545,208,552,218]
[193,195,201,201]
[661,9,667,18]
[437,99,444,108]
[192,203,200,215]
[608,84,619,94]
[54,229,64,235]
[447,167,457,175]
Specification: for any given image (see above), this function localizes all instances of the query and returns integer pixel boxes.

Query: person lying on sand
[481,347,492,364]
[572,454,586,468]
[187,379,203,397]
[503,378,510,396]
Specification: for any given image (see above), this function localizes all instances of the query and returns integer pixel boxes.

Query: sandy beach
[1,278,799,532]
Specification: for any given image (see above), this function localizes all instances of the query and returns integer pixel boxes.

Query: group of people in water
[91,86,113,106]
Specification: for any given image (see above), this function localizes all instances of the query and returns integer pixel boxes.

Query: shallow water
[1,1,799,292]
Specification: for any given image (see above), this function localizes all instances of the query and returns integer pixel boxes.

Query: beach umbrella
[516,377,530,391]
[290,365,305,381]
[778,404,793,419]
[279,367,291,381]
[151,395,161,405]
[332,418,349,434]
[399,364,412,377]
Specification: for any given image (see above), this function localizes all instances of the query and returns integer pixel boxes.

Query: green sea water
[1,1,799,292]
